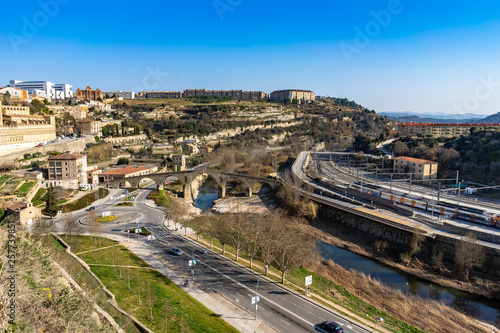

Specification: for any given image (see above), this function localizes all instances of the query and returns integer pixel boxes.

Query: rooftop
[395,156,438,164]
[7,202,28,212]
[48,153,85,160]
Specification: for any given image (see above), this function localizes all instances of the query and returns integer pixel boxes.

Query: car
[170,248,183,256]
[194,249,206,255]
[314,321,344,333]
[86,206,96,211]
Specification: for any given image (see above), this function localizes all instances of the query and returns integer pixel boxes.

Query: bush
[117,157,129,165]
[24,153,32,159]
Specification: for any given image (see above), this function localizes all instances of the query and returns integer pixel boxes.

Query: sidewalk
[106,231,277,333]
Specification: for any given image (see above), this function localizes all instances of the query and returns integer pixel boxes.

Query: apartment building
[183,89,266,101]
[393,156,438,180]
[47,153,88,184]
[76,119,101,136]
[270,89,315,102]
[104,91,135,99]
[399,123,500,138]
[171,154,186,171]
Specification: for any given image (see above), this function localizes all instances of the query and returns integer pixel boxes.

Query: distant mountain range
[380,111,500,124]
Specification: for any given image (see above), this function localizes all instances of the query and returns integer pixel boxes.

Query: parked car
[314,321,344,333]
[170,248,183,256]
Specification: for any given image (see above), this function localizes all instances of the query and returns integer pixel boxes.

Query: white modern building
[9,80,73,100]
[0,87,26,99]
[9,80,56,99]
[54,83,74,99]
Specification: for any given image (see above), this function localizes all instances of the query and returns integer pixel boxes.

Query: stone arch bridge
[107,168,281,201]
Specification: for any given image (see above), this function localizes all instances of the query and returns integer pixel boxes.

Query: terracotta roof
[106,166,147,176]
[7,202,27,212]
[395,156,438,164]
[48,153,84,160]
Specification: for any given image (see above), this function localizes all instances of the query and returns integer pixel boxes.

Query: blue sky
[1,0,500,115]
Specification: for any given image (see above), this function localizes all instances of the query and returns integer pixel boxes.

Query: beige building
[6,202,41,225]
[48,153,88,185]
[270,89,315,102]
[183,89,266,101]
[0,101,56,150]
[76,119,101,136]
[399,123,500,138]
[393,156,438,180]
[172,154,186,171]
[143,91,183,99]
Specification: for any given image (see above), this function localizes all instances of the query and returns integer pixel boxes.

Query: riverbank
[307,217,500,301]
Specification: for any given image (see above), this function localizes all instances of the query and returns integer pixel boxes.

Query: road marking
[280,319,291,326]
[196,259,317,327]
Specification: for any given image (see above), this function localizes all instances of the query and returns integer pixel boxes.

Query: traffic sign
[251,295,261,304]
[189,259,197,267]
[305,275,312,286]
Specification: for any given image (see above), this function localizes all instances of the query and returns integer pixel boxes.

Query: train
[348,183,500,228]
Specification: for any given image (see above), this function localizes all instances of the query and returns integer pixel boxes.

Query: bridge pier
[183,184,192,201]
[218,185,226,198]
[246,186,253,197]
[157,183,164,191]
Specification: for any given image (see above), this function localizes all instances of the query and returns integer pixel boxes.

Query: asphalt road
[69,184,373,333]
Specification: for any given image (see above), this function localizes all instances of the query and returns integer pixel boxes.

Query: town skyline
[1,1,500,115]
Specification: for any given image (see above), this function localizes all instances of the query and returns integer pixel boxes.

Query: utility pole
[456,170,459,194]
[438,182,441,202]
[457,181,461,205]
[409,173,412,194]
[390,174,393,191]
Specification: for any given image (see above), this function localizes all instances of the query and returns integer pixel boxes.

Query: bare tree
[244,215,263,268]
[277,170,317,219]
[88,210,101,244]
[454,232,485,280]
[214,216,232,255]
[260,212,282,276]
[62,212,81,237]
[271,214,312,283]
[225,212,249,261]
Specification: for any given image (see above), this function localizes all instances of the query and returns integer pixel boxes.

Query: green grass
[147,189,170,206]
[124,195,136,201]
[125,227,151,236]
[67,236,238,333]
[116,202,134,206]
[31,188,47,206]
[45,236,141,333]
[98,215,118,222]
[62,188,109,212]
[0,175,11,188]
[14,180,36,196]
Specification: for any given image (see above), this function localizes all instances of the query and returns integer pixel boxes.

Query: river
[319,241,500,328]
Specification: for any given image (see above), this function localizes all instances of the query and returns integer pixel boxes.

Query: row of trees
[186,210,316,282]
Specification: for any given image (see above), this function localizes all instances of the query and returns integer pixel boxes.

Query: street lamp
[372,317,383,333]
[255,265,267,320]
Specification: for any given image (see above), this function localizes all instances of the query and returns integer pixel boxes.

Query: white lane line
[196,260,317,328]
[280,319,291,326]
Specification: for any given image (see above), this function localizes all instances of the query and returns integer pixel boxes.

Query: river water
[193,187,218,211]
[318,241,500,328]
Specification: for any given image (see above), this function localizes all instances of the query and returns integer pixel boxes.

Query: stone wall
[103,134,148,144]
[2,136,94,164]
[318,204,500,278]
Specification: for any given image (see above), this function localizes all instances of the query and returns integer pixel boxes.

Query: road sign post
[305,275,312,296]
